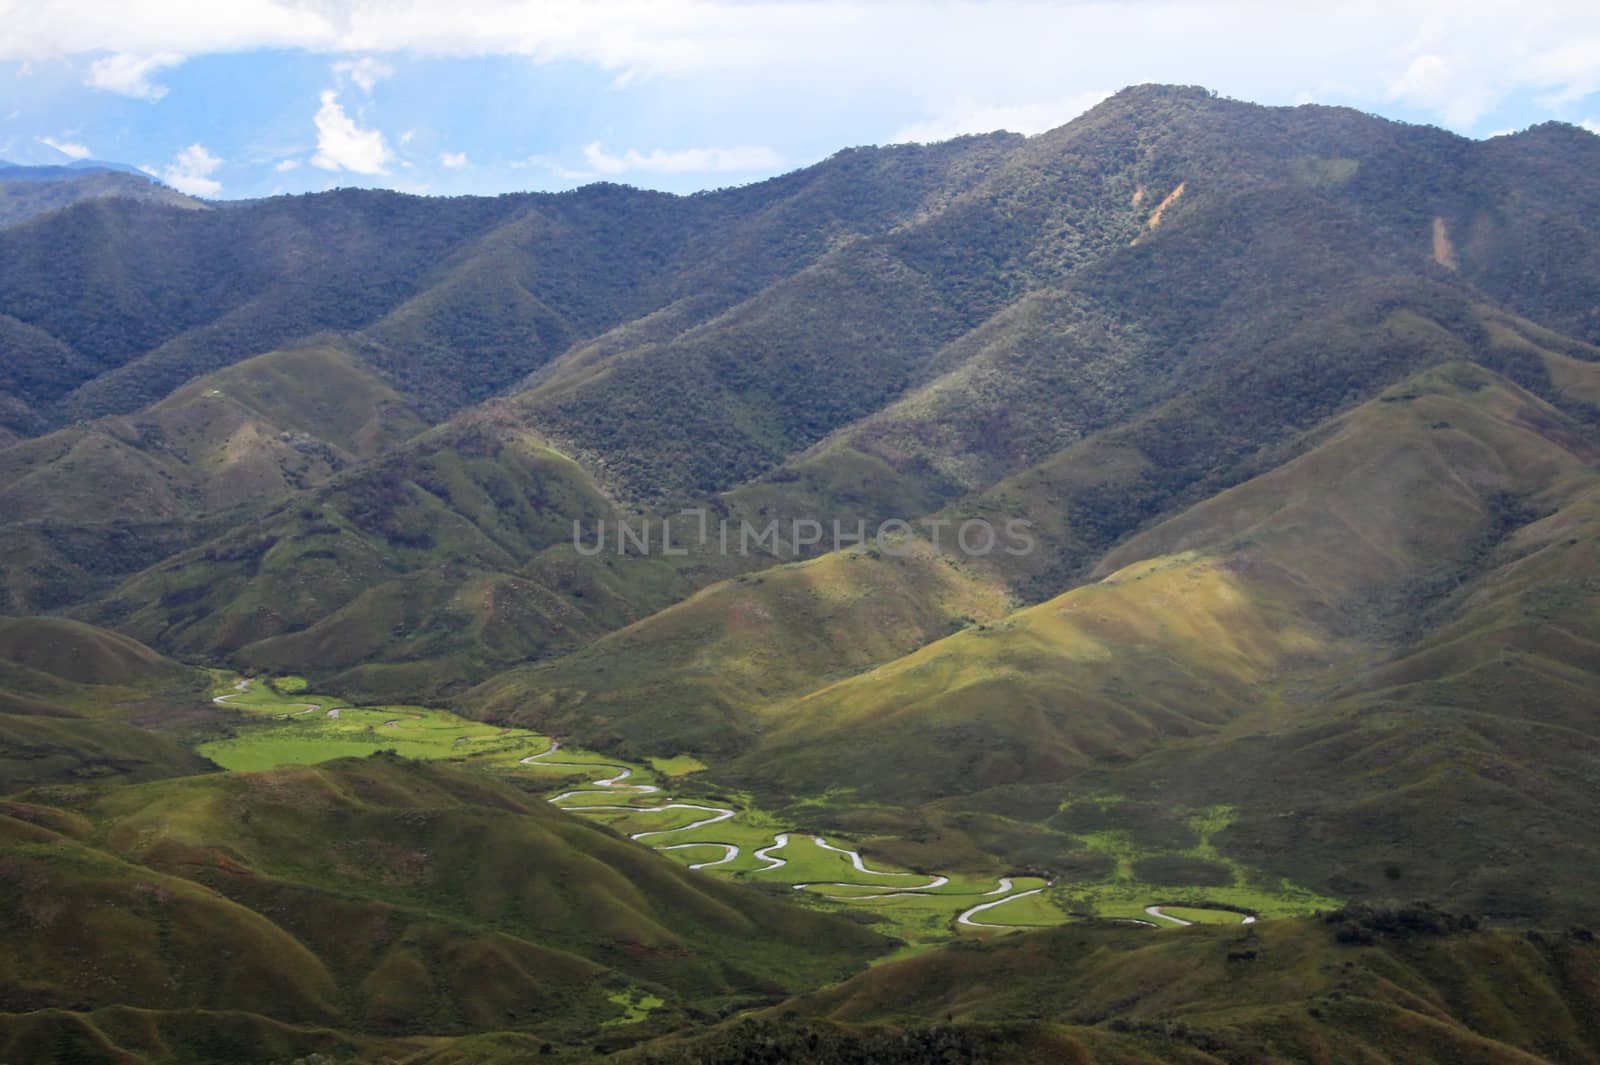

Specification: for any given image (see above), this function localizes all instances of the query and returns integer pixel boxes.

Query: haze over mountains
[5,84,1600,1062]
[0,158,205,232]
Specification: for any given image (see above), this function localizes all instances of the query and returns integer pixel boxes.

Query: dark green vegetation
[4,85,1600,1060]
[634,911,1600,1064]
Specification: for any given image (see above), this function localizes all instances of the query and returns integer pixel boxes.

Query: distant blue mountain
[0,160,154,183]
[0,160,203,230]
[69,159,148,176]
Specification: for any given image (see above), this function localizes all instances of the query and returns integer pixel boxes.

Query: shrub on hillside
[1324,902,1479,944]
[1131,855,1233,887]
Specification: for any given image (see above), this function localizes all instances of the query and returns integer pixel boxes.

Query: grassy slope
[1064,341,1600,922]
[0,343,431,617]
[0,1007,412,1065]
[88,422,618,690]
[645,914,1600,1065]
[688,364,1600,927]
[0,615,195,695]
[0,756,887,1057]
[464,539,1015,758]
[1125,487,1600,922]
[454,295,1599,786]
[732,364,1593,799]
[732,549,1331,803]
[0,713,215,793]
[0,343,428,525]
[0,616,216,792]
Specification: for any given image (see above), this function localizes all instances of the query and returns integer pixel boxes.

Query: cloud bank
[579,142,781,176]
[4,0,1598,138]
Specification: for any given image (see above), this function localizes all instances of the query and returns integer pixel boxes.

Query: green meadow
[649,754,708,776]
[200,675,1338,953]
[604,990,665,1028]
[201,675,549,771]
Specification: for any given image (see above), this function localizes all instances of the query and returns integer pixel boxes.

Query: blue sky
[2,1,1598,199]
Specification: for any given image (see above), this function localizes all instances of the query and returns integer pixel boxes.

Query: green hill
[0,343,427,525]
[710,362,1600,917]
[0,756,887,1059]
[0,343,431,615]
[0,616,195,694]
[88,419,623,698]
[637,911,1600,1064]
[465,539,1015,757]
[0,617,214,790]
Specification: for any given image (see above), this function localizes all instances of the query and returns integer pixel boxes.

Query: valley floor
[204,673,1333,955]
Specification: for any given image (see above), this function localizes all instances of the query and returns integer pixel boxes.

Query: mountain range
[3,84,1600,1062]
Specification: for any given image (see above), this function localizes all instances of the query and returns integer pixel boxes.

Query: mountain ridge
[4,86,1600,1061]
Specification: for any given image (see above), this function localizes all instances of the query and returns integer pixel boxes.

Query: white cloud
[275,158,300,171]
[891,90,1111,143]
[333,55,391,93]
[162,143,222,195]
[1523,36,1600,106]
[86,51,182,100]
[310,90,393,174]
[1582,118,1600,135]
[579,142,781,176]
[439,150,468,169]
[7,1,1600,143]
[399,129,416,146]
[1388,52,1497,128]
[1391,54,1450,102]
[0,2,328,60]
[38,135,91,160]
